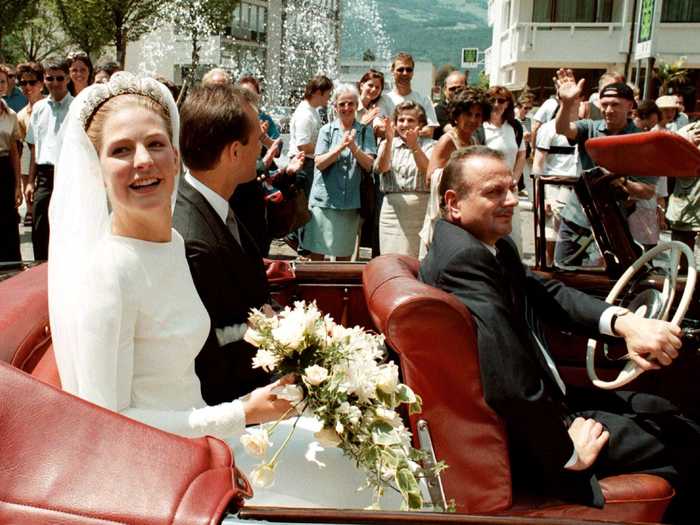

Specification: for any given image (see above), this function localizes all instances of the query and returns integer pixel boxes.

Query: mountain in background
[341,0,490,75]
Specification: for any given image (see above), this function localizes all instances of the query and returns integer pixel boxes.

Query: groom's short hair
[180,84,257,171]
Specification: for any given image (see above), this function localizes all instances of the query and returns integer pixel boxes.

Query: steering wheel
[586,241,697,389]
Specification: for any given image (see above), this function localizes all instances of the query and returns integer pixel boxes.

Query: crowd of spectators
[1,51,699,267]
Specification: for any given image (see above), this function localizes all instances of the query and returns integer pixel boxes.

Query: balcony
[496,22,630,67]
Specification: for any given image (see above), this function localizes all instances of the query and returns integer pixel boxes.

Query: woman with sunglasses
[0,68,22,261]
[67,52,93,96]
[484,85,526,252]
[16,62,46,226]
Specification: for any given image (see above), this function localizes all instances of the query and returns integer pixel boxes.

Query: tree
[0,0,39,61]
[655,56,688,95]
[2,1,70,63]
[103,0,164,68]
[52,0,112,58]
[165,0,239,89]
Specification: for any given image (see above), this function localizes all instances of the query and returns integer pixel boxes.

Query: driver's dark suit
[420,218,700,517]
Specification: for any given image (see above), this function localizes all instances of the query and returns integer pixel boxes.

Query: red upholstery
[363,254,673,522]
[0,264,60,387]
[586,130,700,179]
[0,361,250,524]
[264,259,296,285]
[363,255,511,514]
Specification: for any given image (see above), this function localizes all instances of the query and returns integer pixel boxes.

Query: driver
[419,146,700,519]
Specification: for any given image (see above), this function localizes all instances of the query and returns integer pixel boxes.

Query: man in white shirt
[25,58,73,260]
[385,53,438,138]
[533,96,580,264]
[288,75,333,196]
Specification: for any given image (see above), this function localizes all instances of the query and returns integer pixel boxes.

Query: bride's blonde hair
[86,94,173,152]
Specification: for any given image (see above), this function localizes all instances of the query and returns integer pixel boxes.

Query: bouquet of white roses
[240,300,445,510]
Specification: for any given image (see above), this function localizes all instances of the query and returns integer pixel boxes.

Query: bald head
[202,68,232,87]
[444,71,467,102]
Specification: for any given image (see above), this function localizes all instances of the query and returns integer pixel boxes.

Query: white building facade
[485,0,700,110]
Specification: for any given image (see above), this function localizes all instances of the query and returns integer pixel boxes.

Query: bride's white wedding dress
[70,229,404,509]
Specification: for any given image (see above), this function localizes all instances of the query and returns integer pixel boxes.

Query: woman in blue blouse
[302,84,376,260]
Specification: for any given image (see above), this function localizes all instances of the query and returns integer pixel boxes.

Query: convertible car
[1,132,699,525]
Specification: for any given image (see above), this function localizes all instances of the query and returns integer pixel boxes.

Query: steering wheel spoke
[586,241,696,390]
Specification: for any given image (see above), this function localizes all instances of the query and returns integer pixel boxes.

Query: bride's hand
[242,374,297,425]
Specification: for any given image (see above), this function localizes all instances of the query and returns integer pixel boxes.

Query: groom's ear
[224,140,241,165]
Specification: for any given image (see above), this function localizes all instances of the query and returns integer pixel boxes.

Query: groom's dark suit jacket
[173,177,271,405]
[419,219,700,508]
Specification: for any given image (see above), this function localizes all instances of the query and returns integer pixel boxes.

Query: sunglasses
[491,97,509,104]
[45,75,66,82]
[446,86,463,92]
[7,74,15,79]
[19,79,39,86]
[395,67,413,73]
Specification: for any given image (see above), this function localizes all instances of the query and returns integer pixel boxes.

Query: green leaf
[371,422,401,446]
[395,467,419,494]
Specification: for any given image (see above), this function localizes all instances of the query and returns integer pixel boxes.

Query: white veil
[48,72,180,394]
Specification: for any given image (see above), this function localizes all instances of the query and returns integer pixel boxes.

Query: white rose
[251,349,279,372]
[314,426,343,447]
[335,420,344,434]
[243,327,265,347]
[375,407,402,427]
[249,464,276,488]
[239,428,272,458]
[272,384,304,404]
[271,320,306,351]
[376,363,399,394]
[303,365,329,386]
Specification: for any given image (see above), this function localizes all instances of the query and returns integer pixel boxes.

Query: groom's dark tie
[226,208,242,246]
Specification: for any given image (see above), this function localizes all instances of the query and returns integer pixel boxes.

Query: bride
[48,73,405,509]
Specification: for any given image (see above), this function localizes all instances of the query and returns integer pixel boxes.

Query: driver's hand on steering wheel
[615,313,682,370]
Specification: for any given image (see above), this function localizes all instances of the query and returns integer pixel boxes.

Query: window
[533,0,613,23]
[661,0,700,22]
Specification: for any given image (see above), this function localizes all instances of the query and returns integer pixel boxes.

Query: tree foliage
[655,56,688,95]
[0,0,39,61]
[2,1,70,63]
[102,0,164,67]
[52,0,112,58]
[51,0,165,67]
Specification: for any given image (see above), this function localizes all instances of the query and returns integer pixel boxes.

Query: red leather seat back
[0,264,60,387]
[363,255,511,513]
[0,362,248,524]
[586,130,700,179]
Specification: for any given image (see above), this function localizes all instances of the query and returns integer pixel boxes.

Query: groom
[174,84,271,405]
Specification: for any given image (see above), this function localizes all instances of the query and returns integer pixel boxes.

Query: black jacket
[173,177,271,405]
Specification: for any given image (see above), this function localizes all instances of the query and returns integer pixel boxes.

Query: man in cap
[553,69,656,266]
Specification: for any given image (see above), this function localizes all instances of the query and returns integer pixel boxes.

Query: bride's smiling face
[97,106,179,220]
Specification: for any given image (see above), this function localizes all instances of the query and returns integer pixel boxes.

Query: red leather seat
[0,264,60,386]
[0,361,249,524]
[363,254,673,522]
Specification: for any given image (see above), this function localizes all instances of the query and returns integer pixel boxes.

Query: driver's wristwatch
[611,309,631,336]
